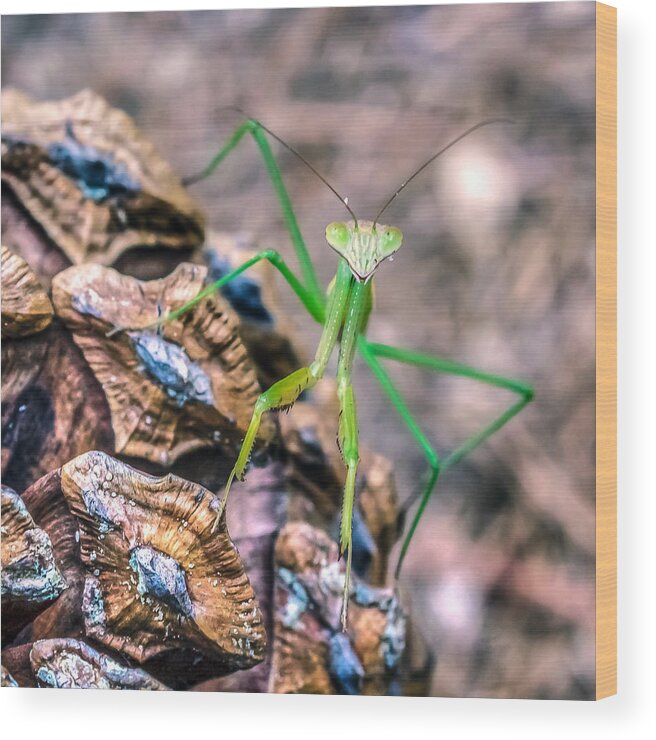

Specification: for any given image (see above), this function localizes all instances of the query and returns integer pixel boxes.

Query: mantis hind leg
[357,339,441,579]
[357,337,533,579]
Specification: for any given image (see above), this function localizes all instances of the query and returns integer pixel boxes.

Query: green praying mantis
[161,114,534,629]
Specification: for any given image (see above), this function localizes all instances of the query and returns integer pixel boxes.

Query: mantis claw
[105,324,125,338]
[212,468,236,532]
[340,537,353,631]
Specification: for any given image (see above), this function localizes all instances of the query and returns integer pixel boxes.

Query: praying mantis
[163,114,535,629]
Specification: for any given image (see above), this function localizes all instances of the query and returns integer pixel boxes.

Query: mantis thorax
[325,220,403,283]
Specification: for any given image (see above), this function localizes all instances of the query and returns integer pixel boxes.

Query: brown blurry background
[1,2,596,699]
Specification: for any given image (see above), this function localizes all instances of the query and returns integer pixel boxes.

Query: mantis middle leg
[163,248,325,326]
[111,248,324,339]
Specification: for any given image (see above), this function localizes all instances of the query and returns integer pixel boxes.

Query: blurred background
[2,2,596,699]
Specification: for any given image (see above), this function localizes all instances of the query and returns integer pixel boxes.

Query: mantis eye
[325,222,350,250]
[379,226,403,255]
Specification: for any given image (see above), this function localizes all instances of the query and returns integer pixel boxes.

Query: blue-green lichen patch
[48,122,141,203]
[271,522,406,696]
[1,485,67,607]
[129,546,193,618]
[1,664,19,688]
[80,486,116,534]
[277,566,312,630]
[351,583,406,672]
[51,262,273,467]
[30,638,169,690]
[82,576,107,632]
[328,632,365,695]
[130,331,214,407]
[59,451,266,681]
[70,287,104,320]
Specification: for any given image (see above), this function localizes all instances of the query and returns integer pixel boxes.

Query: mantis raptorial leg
[157,115,533,627]
[215,259,353,523]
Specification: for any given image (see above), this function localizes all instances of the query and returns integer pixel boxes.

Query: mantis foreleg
[213,260,354,528]
[108,248,324,339]
[358,338,533,578]
[217,365,319,526]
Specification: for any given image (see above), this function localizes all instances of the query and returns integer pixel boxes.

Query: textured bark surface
[1,324,115,494]
[270,522,405,696]
[1,484,67,643]
[1,245,53,338]
[20,452,265,688]
[1,643,33,687]
[1,327,50,439]
[1,188,71,289]
[1,88,204,270]
[194,463,412,696]
[30,638,170,690]
[51,262,275,469]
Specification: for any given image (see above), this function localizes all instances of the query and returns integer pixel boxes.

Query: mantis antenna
[184,106,359,226]
[372,118,513,227]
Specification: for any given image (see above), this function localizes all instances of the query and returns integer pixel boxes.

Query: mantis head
[325,220,403,283]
